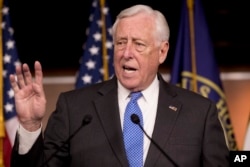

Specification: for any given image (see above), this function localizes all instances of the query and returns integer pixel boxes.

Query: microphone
[131,114,179,167]
[40,114,93,167]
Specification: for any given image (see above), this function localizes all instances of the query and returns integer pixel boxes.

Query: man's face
[113,13,169,91]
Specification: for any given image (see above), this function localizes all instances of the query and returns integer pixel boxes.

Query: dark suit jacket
[11,74,229,167]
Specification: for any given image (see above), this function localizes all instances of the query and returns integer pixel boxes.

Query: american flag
[75,0,114,88]
[1,0,20,166]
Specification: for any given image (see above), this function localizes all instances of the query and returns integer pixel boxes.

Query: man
[10,4,229,167]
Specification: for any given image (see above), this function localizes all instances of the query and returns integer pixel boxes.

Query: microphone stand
[40,114,92,167]
[131,114,179,167]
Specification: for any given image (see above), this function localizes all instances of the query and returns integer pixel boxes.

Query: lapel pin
[169,105,177,111]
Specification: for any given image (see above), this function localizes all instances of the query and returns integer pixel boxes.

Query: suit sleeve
[202,102,230,167]
[11,132,44,167]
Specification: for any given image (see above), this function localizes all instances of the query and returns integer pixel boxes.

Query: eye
[116,40,127,50]
[135,42,146,52]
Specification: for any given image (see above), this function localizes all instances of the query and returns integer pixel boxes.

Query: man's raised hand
[9,61,46,131]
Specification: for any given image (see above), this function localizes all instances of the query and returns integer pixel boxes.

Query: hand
[9,61,46,131]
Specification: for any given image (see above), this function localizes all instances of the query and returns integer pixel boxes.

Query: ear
[159,41,169,64]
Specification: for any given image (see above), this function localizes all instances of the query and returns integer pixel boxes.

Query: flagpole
[100,0,109,80]
[0,0,5,166]
[187,0,198,92]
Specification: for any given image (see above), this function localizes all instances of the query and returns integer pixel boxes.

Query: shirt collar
[117,76,159,102]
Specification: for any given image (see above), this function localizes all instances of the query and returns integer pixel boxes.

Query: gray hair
[112,4,170,43]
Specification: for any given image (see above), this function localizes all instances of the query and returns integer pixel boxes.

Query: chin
[120,80,141,90]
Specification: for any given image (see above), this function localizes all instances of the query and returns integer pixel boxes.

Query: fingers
[15,63,26,88]
[16,63,33,88]
[22,63,33,85]
[9,63,24,92]
[9,61,43,91]
[34,61,43,86]
[9,74,19,92]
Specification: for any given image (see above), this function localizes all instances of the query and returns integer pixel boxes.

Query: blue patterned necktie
[123,92,143,167]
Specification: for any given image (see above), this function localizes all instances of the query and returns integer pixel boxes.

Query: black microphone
[40,114,93,167]
[131,114,179,167]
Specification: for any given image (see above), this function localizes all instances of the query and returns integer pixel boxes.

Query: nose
[123,42,133,59]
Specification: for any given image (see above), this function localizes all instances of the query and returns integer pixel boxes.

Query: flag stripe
[5,117,18,146]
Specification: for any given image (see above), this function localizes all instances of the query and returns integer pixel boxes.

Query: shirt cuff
[18,124,42,154]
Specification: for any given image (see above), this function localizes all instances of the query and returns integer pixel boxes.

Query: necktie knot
[129,92,142,102]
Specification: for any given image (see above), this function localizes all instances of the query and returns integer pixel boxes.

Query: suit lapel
[144,76,182,167]
[93,78,129,167]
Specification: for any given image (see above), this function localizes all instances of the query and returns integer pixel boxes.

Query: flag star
[106,40,113,49]
[8,27,14,35]
[2,6,9,15]
[99,67,104,75]
[14,60,21,67]
[102,7,109,15]
[97,19,103,27]
[92,1,97,8]
[106,55,111,61]
[1,22,6,29]
[4,54,11,63]
[93,32,102,41]
[3,70,7,78]
[89,45,99,55]
[89,14,94,22]
[82,74,92,84]
[85,60,96,70]
[6,39,15,49]
[4,102,14,113]
[107,27,112,36]
[8,89,14,98]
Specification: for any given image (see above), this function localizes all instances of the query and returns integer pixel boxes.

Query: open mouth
[123,65,137,73]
